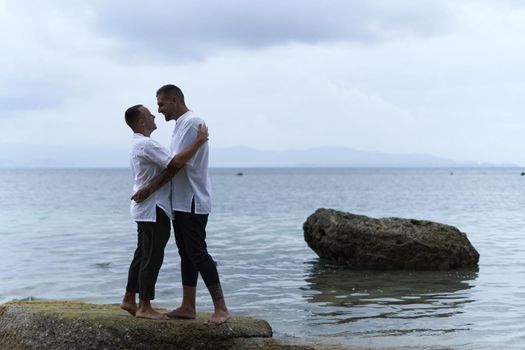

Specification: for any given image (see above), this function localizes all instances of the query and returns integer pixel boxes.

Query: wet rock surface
[0,300,365,350]
[0,300,273,350]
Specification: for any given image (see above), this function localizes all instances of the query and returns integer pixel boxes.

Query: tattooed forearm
[208,284,224,301]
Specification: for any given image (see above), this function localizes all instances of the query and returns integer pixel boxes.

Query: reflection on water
[301,259,478,342]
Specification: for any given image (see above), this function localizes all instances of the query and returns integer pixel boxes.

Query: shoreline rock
[0,300,361,350]
[304,208,479,270]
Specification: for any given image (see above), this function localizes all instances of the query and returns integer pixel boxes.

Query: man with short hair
[132,85,230,325]
[121,104,208,320]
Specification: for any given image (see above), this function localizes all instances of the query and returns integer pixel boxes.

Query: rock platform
[0,300,362,350]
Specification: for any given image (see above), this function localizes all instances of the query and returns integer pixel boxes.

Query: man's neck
[135,129,151,137]
[174,107,190,121]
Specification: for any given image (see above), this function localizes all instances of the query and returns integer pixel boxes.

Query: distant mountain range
[0,145,129,168]
[210,146,520,168]
[0,144,520,168]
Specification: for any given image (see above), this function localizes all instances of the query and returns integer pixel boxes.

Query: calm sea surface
[1,168,525,349]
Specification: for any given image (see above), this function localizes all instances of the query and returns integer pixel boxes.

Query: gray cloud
[0,77,71,116]
[86,0,457,61]
[0,95,59,117]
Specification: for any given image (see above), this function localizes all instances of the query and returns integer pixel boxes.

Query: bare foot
[165,306,196,319]
[136,308,169,320]
[120,301,137,316]
[204,309,231,325]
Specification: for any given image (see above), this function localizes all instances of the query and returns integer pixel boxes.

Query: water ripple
[2,168,525,349]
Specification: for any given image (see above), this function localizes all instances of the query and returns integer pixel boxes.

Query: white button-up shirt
[129,133,173,222]
[170,111,211,214]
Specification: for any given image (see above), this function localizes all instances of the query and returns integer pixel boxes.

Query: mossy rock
[0,300,369,350]
[304,208,479,270]
[0,300,276,350]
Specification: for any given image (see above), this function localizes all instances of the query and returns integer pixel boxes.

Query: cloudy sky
[1,0,525,166]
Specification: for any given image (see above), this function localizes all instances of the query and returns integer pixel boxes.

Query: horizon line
[1,165,523,170]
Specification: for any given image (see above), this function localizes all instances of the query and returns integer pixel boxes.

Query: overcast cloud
[1,0,525,165]
[87,0,455,60]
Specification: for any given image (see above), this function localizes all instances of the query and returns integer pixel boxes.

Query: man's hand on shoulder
[197,123,209,144]
[131,186,152,203]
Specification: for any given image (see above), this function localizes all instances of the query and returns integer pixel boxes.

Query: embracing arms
[131,123,208,203]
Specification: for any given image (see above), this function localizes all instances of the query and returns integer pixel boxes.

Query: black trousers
[172,210,220,289]
[126,206,171,301]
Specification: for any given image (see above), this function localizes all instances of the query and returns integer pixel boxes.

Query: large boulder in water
[303,208,479,270]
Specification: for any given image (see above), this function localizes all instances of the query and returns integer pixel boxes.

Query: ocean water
[1,167,525,349]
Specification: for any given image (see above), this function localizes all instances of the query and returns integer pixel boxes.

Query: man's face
[157,93,176,121]
[139,106,157,133]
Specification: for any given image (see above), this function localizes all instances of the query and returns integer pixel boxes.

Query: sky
[1,0,525,165]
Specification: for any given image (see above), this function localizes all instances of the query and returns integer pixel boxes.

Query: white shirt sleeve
[174,119,201,167]
[143,139,172,168]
